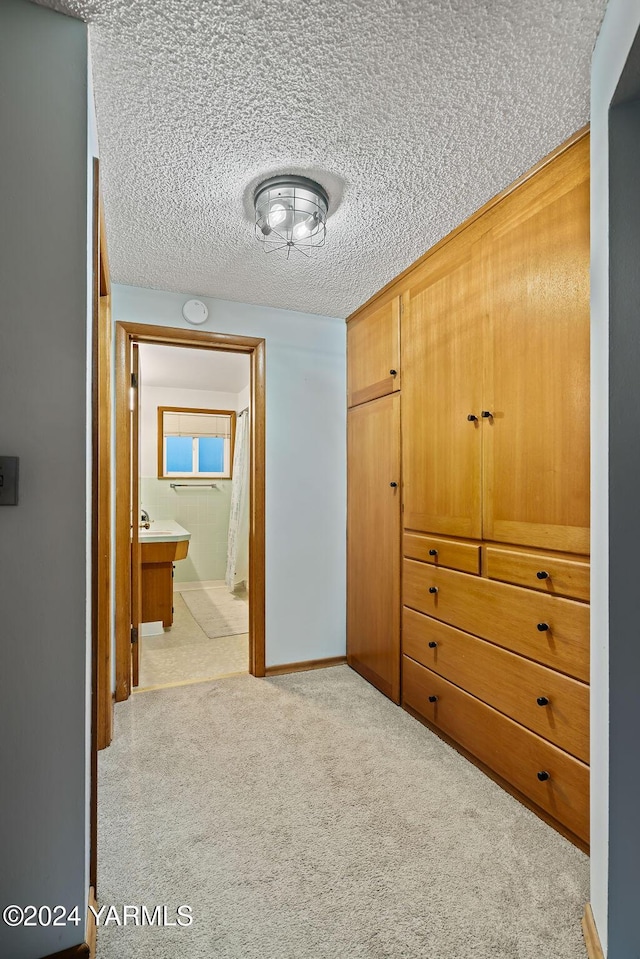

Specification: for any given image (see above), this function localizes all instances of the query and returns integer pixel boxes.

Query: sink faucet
[140,508,150,530]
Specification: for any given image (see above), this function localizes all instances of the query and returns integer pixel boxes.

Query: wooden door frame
[114,322,266,701]
[91,159,112,910]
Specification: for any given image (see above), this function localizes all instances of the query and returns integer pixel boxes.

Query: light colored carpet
[182,585,249,639]
[98,666,589,959]
[138,593,248,689]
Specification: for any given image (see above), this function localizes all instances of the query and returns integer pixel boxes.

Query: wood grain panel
[402,232,484,538]
[140,540,188,564]
[347,394,401,702]
[402,656,589,843]
[582,904,605,959]
[131,342,141,688]
[403,560,589,681]
[403,531,481,574]
[114,323,132,702]
[482,135,590,553]
[403,607,589,761]
[141,563,173,627]
[347,295,400,407]
[346,127,589,327]
[485,545,589,601]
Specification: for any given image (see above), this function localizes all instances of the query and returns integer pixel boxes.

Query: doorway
[112,322,266,707]
[134,343,252,689]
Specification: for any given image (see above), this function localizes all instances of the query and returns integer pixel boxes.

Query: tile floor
[137,586,249,690]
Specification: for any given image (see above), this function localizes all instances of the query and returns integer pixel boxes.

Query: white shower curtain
[225,409,249,592]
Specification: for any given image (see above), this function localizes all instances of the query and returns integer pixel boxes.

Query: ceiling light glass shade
[254,175,329,257]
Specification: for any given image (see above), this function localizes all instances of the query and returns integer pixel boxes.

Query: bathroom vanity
[139,521,190,628]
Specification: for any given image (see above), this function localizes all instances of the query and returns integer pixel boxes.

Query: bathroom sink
[139,520,191,543]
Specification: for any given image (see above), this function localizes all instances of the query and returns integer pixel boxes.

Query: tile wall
[140,477,232,583]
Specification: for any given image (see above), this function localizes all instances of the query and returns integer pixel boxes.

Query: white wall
[0,3,90,957]
[113,284,346,667]
[591,3,640,954]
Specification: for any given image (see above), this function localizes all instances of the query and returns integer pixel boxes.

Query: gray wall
[591,1,640,954]
[607,98,640,957]
[0,2,90,957]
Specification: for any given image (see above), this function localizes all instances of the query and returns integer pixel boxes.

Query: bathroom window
[158,407,236,479]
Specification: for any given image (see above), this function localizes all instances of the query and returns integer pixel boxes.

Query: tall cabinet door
[347,393,401,703]
[347,296,400,407]
[402,233,484,539]
[482,137,590,554]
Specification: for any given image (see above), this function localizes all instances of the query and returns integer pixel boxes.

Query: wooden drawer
[403,607,589,761]
[402,656,589,843]
[485,546,589,601]
[404,532,481,575]
[403,560,589,681]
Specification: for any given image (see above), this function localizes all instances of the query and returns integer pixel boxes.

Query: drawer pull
[389,369,397,376]
[537,771,550,782]
[481,410,494,418]
[467,414,478,421]
[428,641,437,648]
[536,570,550,580]
[428,548,438,556]
[536,696,550,707]
[428,695,438,703]
[428,586,438,594]
[536,622,550,632]
[389,481,398,488]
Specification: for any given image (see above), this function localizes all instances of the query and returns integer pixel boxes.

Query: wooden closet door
[347,393,401,702]
[402,233,484,539]
[482,137,590,554]
[347,296,400,407]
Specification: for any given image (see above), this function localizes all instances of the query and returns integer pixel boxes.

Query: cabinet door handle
[428,695,438,703]
[389,369,397,376]
[467,414,478,421]
[536,570,549,580]
[536,696,550,707]
[537,771,550,782]
[537,622,550,632]
[389,482,398,488]
[429,586,438,594]
[428,548,438,556]
[481,410,494,418]
[428,641,437,648]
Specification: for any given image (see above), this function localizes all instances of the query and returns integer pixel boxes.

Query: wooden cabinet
[402,656,589,844]
[346,129,590,847]
[347,295,400,408]
[482,144,590,554]
[347,393,401,702]
[140,539,188,628]
[402,140,589,555]
[403,559,589,681]
[402,235,484,539]
[403,532,481,575]
[485,546,590,601]
[403,608,589,761]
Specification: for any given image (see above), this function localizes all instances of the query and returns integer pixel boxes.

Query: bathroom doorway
[111,323,265,707]
[135,343,252,690]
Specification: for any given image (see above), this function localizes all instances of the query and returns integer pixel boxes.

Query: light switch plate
[0,457,19,505]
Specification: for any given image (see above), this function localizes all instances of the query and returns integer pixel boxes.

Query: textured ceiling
[39,0,606,318]
[139,344,250,392]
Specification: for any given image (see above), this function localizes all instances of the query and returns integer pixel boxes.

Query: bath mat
[181,586,249,639]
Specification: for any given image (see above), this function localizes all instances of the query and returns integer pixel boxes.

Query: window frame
[157,406,237,480]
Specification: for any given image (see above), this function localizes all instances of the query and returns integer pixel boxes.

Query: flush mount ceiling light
[254,175,329,258]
